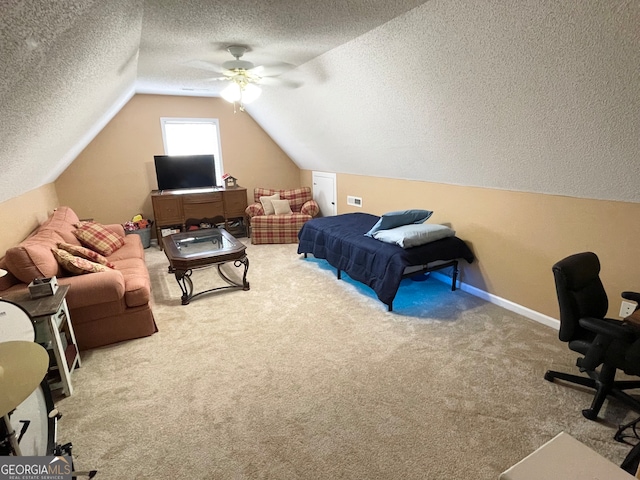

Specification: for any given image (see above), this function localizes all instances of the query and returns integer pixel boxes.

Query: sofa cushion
[38,206,83,245]
[4,229,64,283]
[251,213,312,228]
[40,206,80,230]
[50,206,80,225]
[281,188,313,212]
[52,227,82,245]
[109,258,151,307]
[253,187,313,213]
[73,222,125,256]
[254,187,277,203]
[57,242,115,268]
[260,193,280,215]
[272,199,293,215]
[106,233,144,261]
[0,259,18,291]
[59,269,125,309]
[52,248,110,275]
[251,213,312,244]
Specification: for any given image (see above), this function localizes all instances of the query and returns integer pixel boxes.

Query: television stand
[151,187,248,246]
[164,187,219,195]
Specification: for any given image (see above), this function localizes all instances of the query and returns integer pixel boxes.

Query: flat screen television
[153,154,217,191]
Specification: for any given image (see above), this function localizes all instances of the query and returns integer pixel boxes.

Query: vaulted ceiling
[2,0,639,204]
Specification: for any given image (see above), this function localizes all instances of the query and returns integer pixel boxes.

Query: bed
[297,212,475,311]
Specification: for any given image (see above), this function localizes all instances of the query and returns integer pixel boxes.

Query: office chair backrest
[552,252,608,342]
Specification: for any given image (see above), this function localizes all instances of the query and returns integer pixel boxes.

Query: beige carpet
[55,240,637,479]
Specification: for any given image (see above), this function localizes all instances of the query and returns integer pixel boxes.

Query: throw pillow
[365,209,434,237]
[52,248,109,275]
[373,224,455,249]
[271,199,293,215]
[57,242,115,268]
[73,222,125,256]
[259,193,280,216]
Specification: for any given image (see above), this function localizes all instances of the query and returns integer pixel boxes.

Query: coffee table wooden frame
[162,228,250,305]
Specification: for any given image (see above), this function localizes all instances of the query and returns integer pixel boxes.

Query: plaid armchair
[245,187,320,244]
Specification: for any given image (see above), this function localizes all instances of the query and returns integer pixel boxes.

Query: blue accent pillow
[365,209,434,237]
[372,224,455,249]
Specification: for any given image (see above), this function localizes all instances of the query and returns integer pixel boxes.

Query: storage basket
[125,228,151,248]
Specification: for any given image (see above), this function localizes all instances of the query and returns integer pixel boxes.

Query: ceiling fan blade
[184,60,226,74]
[249,62,295,77]
[258,76,302,89]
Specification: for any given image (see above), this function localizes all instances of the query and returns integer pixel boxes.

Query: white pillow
[272,199,293,215]
[373,224,455,249]
[259,193,280,215]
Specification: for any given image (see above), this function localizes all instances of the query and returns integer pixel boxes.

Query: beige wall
[304,171,640,321]
[3,94,637,325]
[0,184,58,257]
[55,94,301,226]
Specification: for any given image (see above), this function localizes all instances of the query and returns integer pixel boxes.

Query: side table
[3,285,81,396]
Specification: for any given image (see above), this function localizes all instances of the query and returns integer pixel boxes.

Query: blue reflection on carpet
[302,257,467,320]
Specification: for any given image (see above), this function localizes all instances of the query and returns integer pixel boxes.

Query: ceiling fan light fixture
[220,80,262,112]
[242,83,262,104]
[220,82,241,103]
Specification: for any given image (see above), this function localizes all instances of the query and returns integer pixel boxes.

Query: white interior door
[312,171,336,217]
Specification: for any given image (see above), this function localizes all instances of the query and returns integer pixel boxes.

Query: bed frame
[303,255,460,311]
[297,213,475,311]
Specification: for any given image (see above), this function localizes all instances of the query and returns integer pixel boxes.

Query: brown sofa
[0,206,157,350]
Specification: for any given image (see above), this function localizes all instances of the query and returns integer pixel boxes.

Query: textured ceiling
[0,0,428,203]
[249,0,640,203]
[136,0,429,95]
[0,0,143,203]
[1,0,639,204]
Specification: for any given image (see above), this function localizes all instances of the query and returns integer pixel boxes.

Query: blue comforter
[297,213,475,307]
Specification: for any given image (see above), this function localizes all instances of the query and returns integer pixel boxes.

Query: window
[160,118,224,186]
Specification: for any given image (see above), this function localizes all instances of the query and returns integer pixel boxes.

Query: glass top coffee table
[162,228,249,305]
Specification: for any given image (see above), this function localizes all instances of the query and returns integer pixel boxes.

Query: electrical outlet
[620,300,638,318]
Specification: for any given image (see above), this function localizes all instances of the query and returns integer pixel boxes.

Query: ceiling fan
[187,46,298,112]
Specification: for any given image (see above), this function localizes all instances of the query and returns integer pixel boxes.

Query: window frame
[160,117,224,186]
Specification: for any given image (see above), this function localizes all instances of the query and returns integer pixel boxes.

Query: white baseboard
[431,271,560,331]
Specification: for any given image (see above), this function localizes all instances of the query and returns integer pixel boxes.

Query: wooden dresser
[151,187,248,243]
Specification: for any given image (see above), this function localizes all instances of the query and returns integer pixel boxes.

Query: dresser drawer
[183,192,222,204]
[223,190,248,217]
[152,195,183,224]
[183,202,225,219]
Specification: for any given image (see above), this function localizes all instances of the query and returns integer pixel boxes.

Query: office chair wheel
[582,408,598,420]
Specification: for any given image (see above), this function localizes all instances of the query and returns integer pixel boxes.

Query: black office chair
[545,252,640,420]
